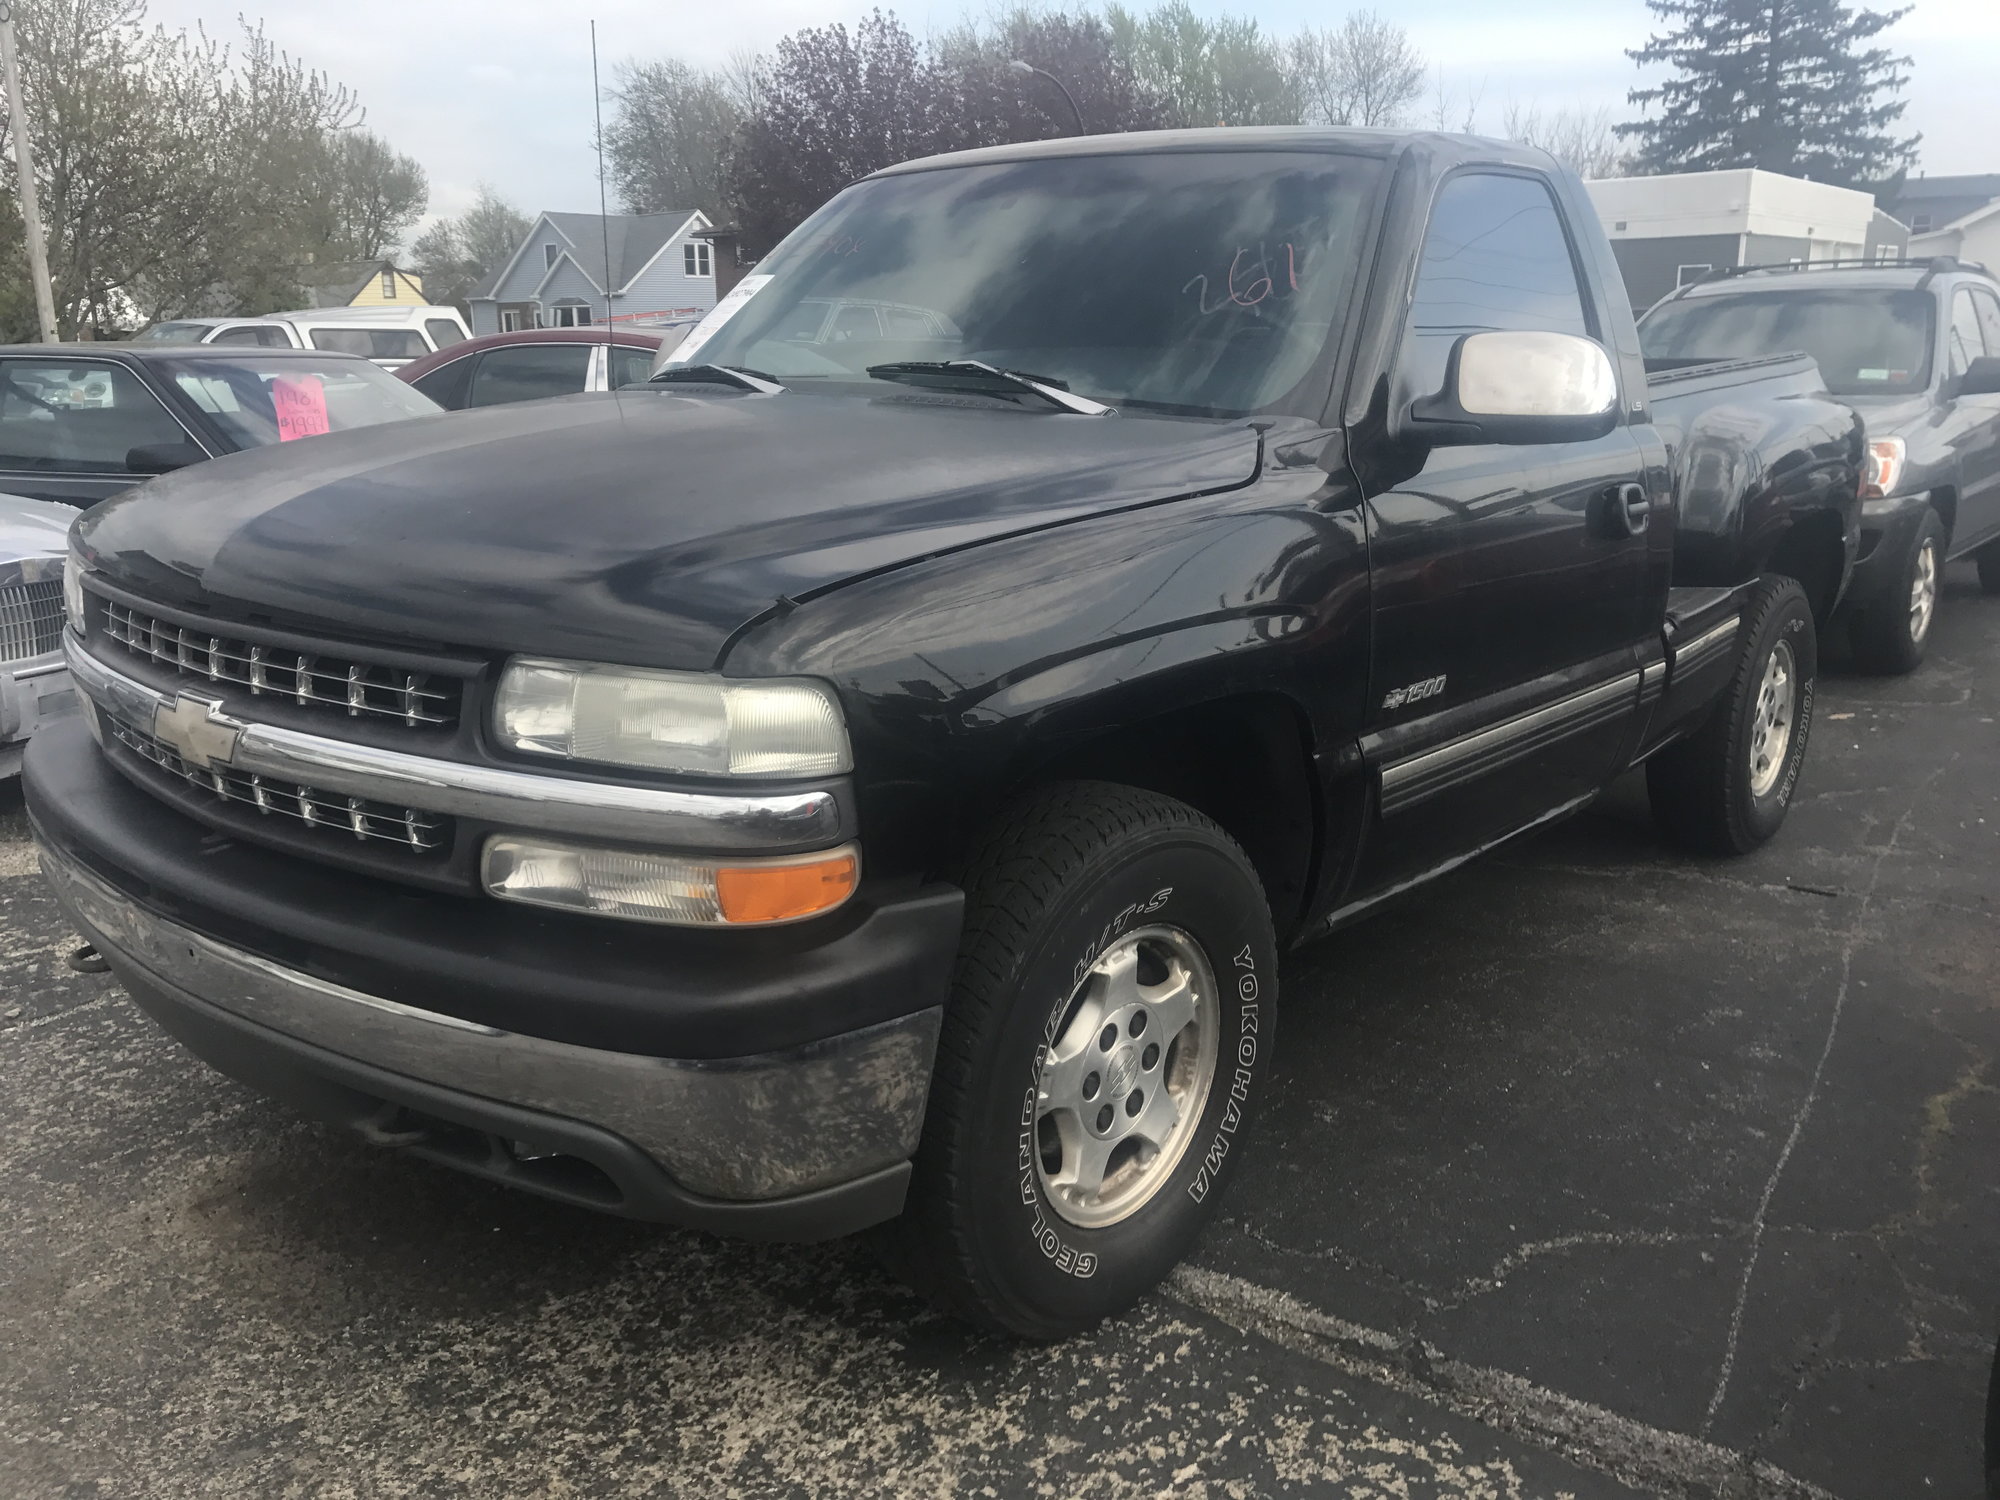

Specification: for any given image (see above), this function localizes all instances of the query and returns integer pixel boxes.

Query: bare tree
[410,185,531,313]
[605,58,743,218]
[0,5,428,332]
[1105,0,1294,127]
[1289,11,1425,128]
[1502,103,1623,179]
[1426,64,1484,134]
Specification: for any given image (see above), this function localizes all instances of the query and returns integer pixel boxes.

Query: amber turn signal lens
[716,851,859,924]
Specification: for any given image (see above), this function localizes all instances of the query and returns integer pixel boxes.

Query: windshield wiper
[864,360,1114,415]
[648,363,785,394]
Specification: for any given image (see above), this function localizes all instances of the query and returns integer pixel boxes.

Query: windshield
[159,356,439,448]
[1640,288,1935,396]
[674,151,1381,417]
[131,322,210,345]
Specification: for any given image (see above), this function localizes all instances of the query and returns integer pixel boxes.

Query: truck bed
[1644,350,1819,398]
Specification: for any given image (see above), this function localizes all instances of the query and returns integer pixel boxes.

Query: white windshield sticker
[664,275,773,366]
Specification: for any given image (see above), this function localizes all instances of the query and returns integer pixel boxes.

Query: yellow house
[302,259,429,309]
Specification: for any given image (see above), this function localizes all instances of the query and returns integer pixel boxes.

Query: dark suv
[1641,258,2000,672]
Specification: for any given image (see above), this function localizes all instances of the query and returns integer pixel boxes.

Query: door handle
[1613,482,1650,536]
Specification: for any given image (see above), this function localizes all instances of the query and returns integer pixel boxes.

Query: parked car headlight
[493,657,851,778]
[63,543,88,634]
[1859,437,1905,501]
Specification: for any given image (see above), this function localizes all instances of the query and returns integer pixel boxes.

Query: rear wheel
[1850,508,1943,674]
[1648,575,1816,855]
[883,782,1277,1338]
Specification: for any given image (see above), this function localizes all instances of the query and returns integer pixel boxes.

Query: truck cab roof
[873,125,1562,177]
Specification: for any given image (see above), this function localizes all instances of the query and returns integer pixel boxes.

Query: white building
[1584,169,1909,314]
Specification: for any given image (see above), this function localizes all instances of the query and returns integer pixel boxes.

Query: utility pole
[0,4,56,343]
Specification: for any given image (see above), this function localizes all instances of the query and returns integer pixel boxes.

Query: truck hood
[1840,392,1934,436]
[77,388,1261,668]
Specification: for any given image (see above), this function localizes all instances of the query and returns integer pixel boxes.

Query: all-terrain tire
[1648,575,1817,856]
[1849,507,1943,675]
[882,781,1278,1339]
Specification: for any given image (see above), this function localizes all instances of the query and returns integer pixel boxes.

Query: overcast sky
[147,0,2000,227]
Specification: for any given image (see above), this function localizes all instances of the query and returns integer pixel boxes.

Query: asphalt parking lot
[3,565,1994,1500]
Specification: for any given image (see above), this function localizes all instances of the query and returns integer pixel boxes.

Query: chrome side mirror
[1409,330,1620,446]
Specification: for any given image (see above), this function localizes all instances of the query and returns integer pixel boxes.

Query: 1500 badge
[1383,675,1446,710]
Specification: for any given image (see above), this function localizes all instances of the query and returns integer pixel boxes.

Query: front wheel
[884,782,1277,1338]
[1849,507,1943,674]
[1648,575,1817,855]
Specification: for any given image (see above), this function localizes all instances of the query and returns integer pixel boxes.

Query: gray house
[1882,174,2000,240]
[468,210,717,335]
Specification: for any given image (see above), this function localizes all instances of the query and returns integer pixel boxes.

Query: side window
[0,359,188,473]
[210,327,265,347]
[1404,173,1594,398]
[409,356,475,410]
[608,346,654,389]
[828,304,882,342]
[465,344,594,407]
[425,318,467,349]
[254,325,294,348]
[1948,289,1985,378]
[1973,288,2000,362]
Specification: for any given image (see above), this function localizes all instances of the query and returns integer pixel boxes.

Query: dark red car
[395,327,670,410]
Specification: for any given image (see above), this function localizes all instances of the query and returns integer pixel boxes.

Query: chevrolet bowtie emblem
[152,693,245,771]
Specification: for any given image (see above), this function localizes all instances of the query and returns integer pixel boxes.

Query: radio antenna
[591,20,615,371]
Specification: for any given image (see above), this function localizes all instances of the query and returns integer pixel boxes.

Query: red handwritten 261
[1183,243,1302,314]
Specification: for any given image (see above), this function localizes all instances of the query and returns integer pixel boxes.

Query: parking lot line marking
[1169,1264,1838,1500]
[1698,755,1957,1437]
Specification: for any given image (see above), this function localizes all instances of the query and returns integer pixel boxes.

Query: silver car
[1,491,75,777]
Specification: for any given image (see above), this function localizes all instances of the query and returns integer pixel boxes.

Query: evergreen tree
[1617,0,1919,189]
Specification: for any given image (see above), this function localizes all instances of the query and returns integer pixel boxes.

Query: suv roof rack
[1667,256,1991,301]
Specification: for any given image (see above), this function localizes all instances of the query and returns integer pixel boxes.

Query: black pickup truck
[31,129,1862,1338]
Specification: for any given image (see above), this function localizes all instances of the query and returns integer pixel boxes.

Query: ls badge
[152,693,244,770]
[1382,675,1446,711]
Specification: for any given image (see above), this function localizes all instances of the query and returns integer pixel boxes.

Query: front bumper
[27,720,963,1239]
[1842,491,1931,611]
[0,648,75,777]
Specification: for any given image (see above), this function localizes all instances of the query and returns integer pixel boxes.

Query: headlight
[1860,437,1905,500]
[62,544,88,633]
[494,658,851,778]
[483,835,860,926]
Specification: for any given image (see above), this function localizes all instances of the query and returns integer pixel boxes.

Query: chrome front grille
[101,600,458,727]
[108,714,448,853]
[1,579,63,664]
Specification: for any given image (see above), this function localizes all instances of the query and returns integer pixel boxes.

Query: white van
[131,305,472,369]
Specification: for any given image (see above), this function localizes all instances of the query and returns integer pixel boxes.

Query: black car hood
[78,388,1262,668]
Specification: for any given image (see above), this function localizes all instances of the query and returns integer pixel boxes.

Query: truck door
[1350,170,1653,897]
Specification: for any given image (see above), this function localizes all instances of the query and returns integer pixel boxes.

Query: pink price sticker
[272,376,330,441]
